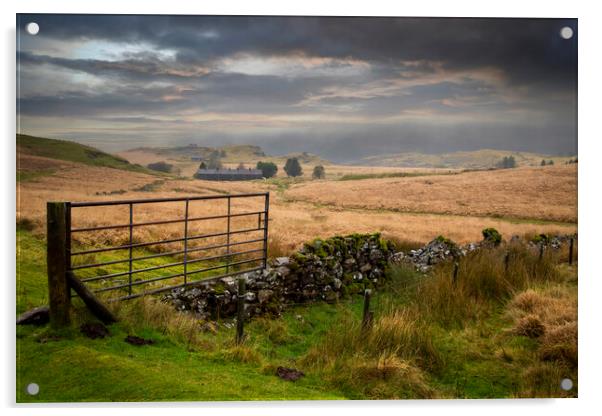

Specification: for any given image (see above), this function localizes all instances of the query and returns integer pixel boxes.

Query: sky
[17,15,577,162]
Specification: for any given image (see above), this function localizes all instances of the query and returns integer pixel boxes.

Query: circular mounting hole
[560,378,573,391]
[560,26,573,40]
[26,383,40,395]
[26,22,39,35]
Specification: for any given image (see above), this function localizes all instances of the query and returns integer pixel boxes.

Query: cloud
[16,14,577,159]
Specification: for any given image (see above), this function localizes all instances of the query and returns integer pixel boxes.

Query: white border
[3,1,601,415]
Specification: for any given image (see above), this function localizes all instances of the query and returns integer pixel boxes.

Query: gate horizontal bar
[92,257,264,293]
[80,247,265,283]
[70,237,265,270]
[110,266,265,301]
[70,192,268,208]
[71,226,265,256]
[71,211,265,233]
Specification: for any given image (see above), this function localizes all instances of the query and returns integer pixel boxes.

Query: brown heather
[17,154,576,255]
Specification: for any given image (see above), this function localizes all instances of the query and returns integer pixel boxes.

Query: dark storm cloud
[19,14,576,87]
[17,14,577,159]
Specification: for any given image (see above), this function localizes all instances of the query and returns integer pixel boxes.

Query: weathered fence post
[236,277,246,344]
[362,289,373,331]
[47,202,70,327]
[504,251,510,273]
[569,237,574,265]
[452,261,459,285]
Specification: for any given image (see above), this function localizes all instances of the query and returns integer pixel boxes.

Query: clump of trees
[207,151,222,169]
[312,165,326,179]
[147,161,173,173]
[541,160,555,166]
[284,158,303,177]
[497,155,517,169]
[256,161,278,178]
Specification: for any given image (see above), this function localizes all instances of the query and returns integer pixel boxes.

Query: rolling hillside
[17,134,149,174]
[357,149,576,169]
[123,143,328,165]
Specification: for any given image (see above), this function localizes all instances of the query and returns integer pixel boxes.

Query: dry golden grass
[17,156,576,253]
[505,284,578,397]
[286,165,577,222]
[507,285,577,366]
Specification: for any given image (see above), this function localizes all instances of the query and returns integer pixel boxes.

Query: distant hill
[128,143,266,163]
[357,149,576,169]
[17,134,149,173]
[126,144,330,165]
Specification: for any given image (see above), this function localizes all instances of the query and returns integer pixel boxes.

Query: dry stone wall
[163,233,393,320]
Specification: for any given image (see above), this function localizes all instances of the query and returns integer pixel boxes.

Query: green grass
[17,134,151,174]
[16,229,577,401]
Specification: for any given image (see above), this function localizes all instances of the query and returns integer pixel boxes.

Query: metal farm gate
[46,193,269,326]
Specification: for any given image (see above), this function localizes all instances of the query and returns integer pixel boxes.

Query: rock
[273,257,290,267]
[257,289,274,304]
[16,305,49,326]
[244,292,256,302]
[360,263,372,273]
[124,335,155,346]
[276,366,305,381]
[276,266,291,278]
[389,252,405,263]
[80,322,109,339]
[333,278,342,289]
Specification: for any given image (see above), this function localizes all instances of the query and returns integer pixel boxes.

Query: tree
[548,160,554,165]
[312,165,325,179]
[497,155,517,169]
[147,161,173,173]
[507,155,516,168]
[207,153,222,169]
[284,158,303,177]
[199,162,207,169]
[541,159,547,166]
[256,161,278,178]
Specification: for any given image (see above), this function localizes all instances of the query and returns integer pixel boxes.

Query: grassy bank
[16,229,577,401]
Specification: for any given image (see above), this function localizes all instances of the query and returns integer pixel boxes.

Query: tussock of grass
[300,305,441,399]
[267,234,294,258]
[415,243,562,327]
[539,322,577,366]
[513,314,546,338]
[108,297,210,349]
[517,362,576,398]
[220,343,264,365]
[326,352,438,399]
[504,284,577,397]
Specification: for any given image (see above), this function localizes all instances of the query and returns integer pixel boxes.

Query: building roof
[196,168,263,176]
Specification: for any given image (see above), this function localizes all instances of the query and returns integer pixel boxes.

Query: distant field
[119,148,457,180]
[16,135,577,254]
[286,165,577,223]
[359,149,576,169]
[17,162,576,254]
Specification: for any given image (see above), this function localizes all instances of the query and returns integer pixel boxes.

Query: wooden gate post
[47,202,71,327]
